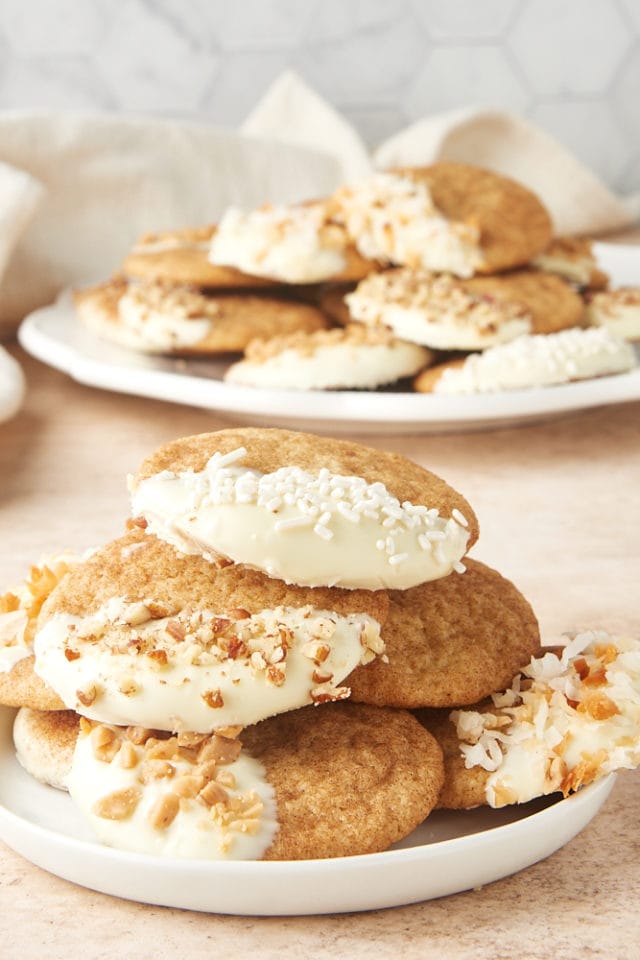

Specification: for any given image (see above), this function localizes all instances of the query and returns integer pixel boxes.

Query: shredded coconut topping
[451,630,640,807]
[332,173,483,277]
[433,327,637,394]
[208,202,349,283]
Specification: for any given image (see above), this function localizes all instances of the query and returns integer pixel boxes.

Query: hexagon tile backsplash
[1,0,639,197]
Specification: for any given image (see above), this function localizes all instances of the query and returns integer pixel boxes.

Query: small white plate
[17,242,640,435]
[0,706,615,915]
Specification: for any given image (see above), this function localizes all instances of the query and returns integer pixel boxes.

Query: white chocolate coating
[433,327,637,394]
[34,600,383,732]
[224,331,431,390]
[117,285,212,350]
[68,724,278,860]
[334,173,482,277]
[209,203,348,283]
[585,288,640,342]
[129,448,470,590]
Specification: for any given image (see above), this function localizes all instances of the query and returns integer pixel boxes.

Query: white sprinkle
[388,553,409,566]
[418,534,433,552]
[336,501,360,522]
[216,447,247,467]
[274,516,314,532]
[453,560,467,574]
[313,524,333,541]
[426,529,446,541]
[452,508,468,527]
[375,539,386,551]
[265,496,282,512]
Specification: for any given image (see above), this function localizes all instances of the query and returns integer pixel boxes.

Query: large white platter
[0,706,615,915]
[17,243,640,434]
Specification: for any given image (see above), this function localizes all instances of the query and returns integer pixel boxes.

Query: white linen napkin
[244,72,635,239]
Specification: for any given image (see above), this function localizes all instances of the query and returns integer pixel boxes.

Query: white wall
[0,0,638,194]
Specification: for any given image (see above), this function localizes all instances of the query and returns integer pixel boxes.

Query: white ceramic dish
[17,242,640,434]
[0,706,615,915]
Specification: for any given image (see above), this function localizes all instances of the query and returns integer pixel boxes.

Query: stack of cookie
[3,426,640,862]
[73,161,637,396]
[0,427,475,860]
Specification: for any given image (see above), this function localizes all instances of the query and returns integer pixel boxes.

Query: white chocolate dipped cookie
[585,287,640,342]
[0,552,86,710]
[415,327,637,395]
[33,528,388,733]
[421,632,640,810]
[223,324,433,390]
[208,200,376,285]
[330,163,553,277]
[344,268,532,350]
[129,428,478,591]
[74,277,328,355]
[532,235,609,290]
[16,702,444,860]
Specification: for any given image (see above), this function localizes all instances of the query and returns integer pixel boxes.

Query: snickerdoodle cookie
[348,559,540,709]
[34,527,388,733]
[224,324,433,390]
[74,277,329,355]
[130,427,479,591]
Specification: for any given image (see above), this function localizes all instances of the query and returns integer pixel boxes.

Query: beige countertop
[1,345,639,959]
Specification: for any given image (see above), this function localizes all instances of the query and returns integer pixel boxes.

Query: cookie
[343,268,531,350]
[74,278,329,355]
[532,236,609,290]
[13,707,78,790]
[122,224,281,289]
[208,201,377,285]
[21,702,443,860]
[414,327,637,394]
[242,701,444,859]
[347,559,540,709]
[331,163,553,277]
[0,552,83,709]
[584,287,640,342]
[131,427,479,591]
[343,267,584,351]
[223,324,433,391]
[463,269,586,335]
[420,632,640,810]
[34,527,388,733]
[319,284,355,327]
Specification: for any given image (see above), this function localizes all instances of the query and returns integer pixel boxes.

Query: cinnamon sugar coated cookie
[415,327,637,394]
[209,201,377,284]
[130,427,479,590]
[585,287,640,341]
[420,633,640,810]
[34,528,388,732]
[122,224,281,289]
[74,277,329,355]
[242,702,444,859]
[0,552,83,709]
[12,702,444,860]
[13,707,79,790]
[532,236,609,289]
[348,559,540,708]
[224,324,433,390]
[331,163,552,276]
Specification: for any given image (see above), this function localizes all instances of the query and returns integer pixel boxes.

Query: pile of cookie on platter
[2,426,640,869]
[74,161,639,396]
